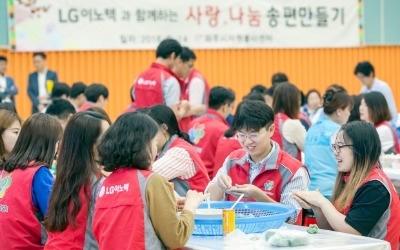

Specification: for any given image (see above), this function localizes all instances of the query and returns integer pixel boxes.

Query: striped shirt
[152,147,197,180]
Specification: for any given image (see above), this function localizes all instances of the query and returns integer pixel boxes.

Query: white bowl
[195,208,223,219]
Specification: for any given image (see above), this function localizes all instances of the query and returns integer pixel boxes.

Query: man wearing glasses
[207,100,309,224]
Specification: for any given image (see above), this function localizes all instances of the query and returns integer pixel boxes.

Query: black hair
[70,82,87,99]
[354,61,375,77]
[266,85,276,97]
[224,101,245,138]
[243,92,265,102]
[348,95,362,123]
[250,84,268,95]
[0,56,7,62]
[1,113,62,171]
[146,105,192,144]
[85,83,109,103]
[323,89,353,115]
[33,52,46,59]
[271,72,289,86]
[362,91,392,125]
[51,83,71,99]
[129,85,135,102]
[156,38,182,59]
[86,107,112,124]
[208,86,235,110]
[45,111,109,232]
[232,100,274,132]
[46,98,76,120]
[98,112,159,171]
[180,47,196,62]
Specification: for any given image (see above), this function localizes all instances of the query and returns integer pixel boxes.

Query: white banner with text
[11,0,361,51]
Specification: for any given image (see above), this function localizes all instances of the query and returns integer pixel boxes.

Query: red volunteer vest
[134,62,183,108]
[213,136,242,176]
[224,148,306,225]
[168,137,210,196]
[271,112,302,161]
[376,121,400,154]
[45,179,101,250]
[178,69,210,133]
[0,165,45,250]
[338,167,400,250]
[93,168,165,250]
[188,109,229,178]
[77,102,94,112]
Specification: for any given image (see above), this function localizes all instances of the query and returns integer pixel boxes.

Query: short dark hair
[233,100,274,132]
[179,47,196,62]
[1,113,62,172]
[272,82,300,119]
[208,86,235,110]
[70,82,87,99]
[271,72,289,86]
[266,85,276,97]
[156,38,182,59]
[362,91,392,125]
[354,61,374,77]
[46,98,76,120]
[51,83,71,99]
[348,95,362,123]
[251,84,268,95]
[323,89,353,115]
[326,84,347,93]
[86,107,112,124]
[33,52,46,59]
[98,112,158,172]
[0,56,7,62]
[145,105,191,144]
[85,83,109,103]
[243,92,265,102]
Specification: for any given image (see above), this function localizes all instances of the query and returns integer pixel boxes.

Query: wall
[1,46,400,120]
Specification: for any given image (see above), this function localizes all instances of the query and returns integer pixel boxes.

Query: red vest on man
[224,148,306,225]
[376,121,400,154]
[166,137,210,196]
[213,136,242,176]
[188,109,229,178]
[134,62,183,108]
[178,69,210,132]
[339,167,400,250]
[0,165,45,250]
[93,168,165,250]
[77,102,94,112]
[45,179,101,249]
[271,112,302,161]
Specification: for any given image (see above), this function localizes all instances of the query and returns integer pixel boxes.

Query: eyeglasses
[236,130,267,142]
[332,143,353,153]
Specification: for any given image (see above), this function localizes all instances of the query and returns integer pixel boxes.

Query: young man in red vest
[132,38,189,120]
[174,47,210,132]
[208,100,310,224]
[188,87,235,179]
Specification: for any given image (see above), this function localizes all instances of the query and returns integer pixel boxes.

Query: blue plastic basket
[193,201,295,236]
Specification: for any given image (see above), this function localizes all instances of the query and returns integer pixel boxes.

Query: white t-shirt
[38,70,48,98]
[376,124,395,154]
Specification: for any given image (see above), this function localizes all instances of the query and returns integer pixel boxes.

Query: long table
[183,224,390,250]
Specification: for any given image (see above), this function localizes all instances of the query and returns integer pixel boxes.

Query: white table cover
[184,224,390,250]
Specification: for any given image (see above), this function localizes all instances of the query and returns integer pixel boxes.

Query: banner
[10,0,361,51]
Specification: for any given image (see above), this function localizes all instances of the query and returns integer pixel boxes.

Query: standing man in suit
[0,56,18,104]
[28,52,58,113]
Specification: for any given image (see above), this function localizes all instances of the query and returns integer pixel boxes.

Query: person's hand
[37,104,45,112]
[227,184,262,198]
[176,197,185,212]
[217,175,232,191]
[179,100,191,114]
[183,190,208,213]
[292,190,328,209]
